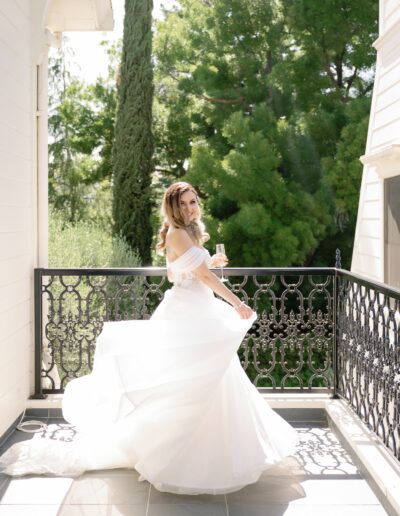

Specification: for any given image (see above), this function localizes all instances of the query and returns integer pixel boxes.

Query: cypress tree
[112,0,153,265]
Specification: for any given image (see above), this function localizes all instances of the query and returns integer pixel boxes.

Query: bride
[0,181,298,495]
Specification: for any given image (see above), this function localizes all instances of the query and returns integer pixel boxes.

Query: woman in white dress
[0,181,298,494]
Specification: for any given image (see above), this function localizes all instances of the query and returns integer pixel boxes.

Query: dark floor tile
[0,418,50,452]
[227,503,289,516]
[0,475,10,501]
[150,487,226,505]
[45,417,68,424]
[58,504,148,516]
[226,473,306,505]
[24,408,49,418]
[20,416,49,425]
[1,431,35,450]
[48,408,64,418]
[291,422,326,429]
[0,414,23,449]
[147,504,227,516]
[275,408,327,425]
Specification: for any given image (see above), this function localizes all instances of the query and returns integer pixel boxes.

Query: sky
[62,0,176,84]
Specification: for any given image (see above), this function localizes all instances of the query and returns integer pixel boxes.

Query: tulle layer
[0,280,298,494]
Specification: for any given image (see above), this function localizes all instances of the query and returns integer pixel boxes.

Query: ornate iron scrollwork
[38,267,334,394]
[337,272,400,461]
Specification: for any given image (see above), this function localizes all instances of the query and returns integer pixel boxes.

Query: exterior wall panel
[357,236,381,258]
[383,1,400,29]
[0,0,36,437]
[352,3,400,286]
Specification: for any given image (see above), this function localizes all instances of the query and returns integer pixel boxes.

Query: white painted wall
[352,0,400,284]
[0,0,47,437]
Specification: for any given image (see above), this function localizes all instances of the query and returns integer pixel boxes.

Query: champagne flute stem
[220,266,227,282]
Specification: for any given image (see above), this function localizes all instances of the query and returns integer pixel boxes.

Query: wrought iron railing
[32,264,400,462]
[33,266,335,396]
[336,269,400,460]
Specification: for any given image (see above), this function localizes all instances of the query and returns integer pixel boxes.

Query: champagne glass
[215,243,228,282]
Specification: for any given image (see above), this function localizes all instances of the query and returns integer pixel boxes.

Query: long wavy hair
[156,182,209,254]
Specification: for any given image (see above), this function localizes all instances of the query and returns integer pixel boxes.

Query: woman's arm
[167,230,253,320]
[193,262,253,319]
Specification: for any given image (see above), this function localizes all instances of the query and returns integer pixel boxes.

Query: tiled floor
[0,417,390,516]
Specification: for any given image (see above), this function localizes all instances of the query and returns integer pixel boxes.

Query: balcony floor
[0,415,391,516]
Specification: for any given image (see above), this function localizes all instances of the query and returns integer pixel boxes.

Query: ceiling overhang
[45,0,114,32]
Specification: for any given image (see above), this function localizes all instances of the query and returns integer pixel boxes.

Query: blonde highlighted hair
[156,182,209,254]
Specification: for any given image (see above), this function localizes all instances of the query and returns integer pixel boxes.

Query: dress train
[0,246,298,494]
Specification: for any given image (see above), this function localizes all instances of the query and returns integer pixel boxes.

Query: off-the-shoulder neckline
[167,245,205,266]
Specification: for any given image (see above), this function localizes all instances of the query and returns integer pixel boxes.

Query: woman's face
[179,190,199,224]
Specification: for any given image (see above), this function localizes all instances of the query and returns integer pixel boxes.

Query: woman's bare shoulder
[167,227,191,243]
[166,228,192,254]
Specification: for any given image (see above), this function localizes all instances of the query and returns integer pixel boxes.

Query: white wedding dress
[0,246,298,494]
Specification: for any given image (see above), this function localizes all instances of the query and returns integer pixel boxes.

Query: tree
[279,0,377,110]
[153,0,377,267]
[188,105,329,266]
[112,0,154,265]
[48,38,120,228]
[312,98,371,268]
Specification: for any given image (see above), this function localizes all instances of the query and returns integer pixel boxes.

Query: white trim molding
[360,143,400,178]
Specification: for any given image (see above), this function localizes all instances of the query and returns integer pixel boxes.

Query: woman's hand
[210,253,228,268]
[233,301,254,320]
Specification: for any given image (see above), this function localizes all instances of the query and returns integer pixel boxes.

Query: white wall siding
[356,236,381,258]
[361,199,381,220]
[372,121,400,148]
[383,0,400,30]
[0,0,37,437]
[351,2,400,285]
[356,218,382,238]
[0,300,31,359]
[375,83,400,111]
[378,57,400,92]
[374,98,400,127]
[363,181,380,201]
[352,254,381,281]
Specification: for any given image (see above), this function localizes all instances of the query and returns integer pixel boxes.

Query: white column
[35,52,49,268]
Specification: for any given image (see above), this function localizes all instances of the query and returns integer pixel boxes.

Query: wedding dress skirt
[0,247,298,494]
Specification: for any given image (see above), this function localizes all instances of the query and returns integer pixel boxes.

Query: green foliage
[48,37,119,227]
[239,340,333,389]
[153,0,377,267]
[280,0,378,108]
[188,105,329,265]
[47,0,378,269]
[312,98,370,269]
[47,209,143,387]
[49,208,140,267]
[112,0,154,265]
[323,98,370,226]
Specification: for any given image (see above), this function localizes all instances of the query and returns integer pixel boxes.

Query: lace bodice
[167,246,211,284]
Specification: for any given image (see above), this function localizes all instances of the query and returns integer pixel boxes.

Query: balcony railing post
[335,248,342,269]
[332,248,342,399]
[332,265,339,399]
[30,268,46,399]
